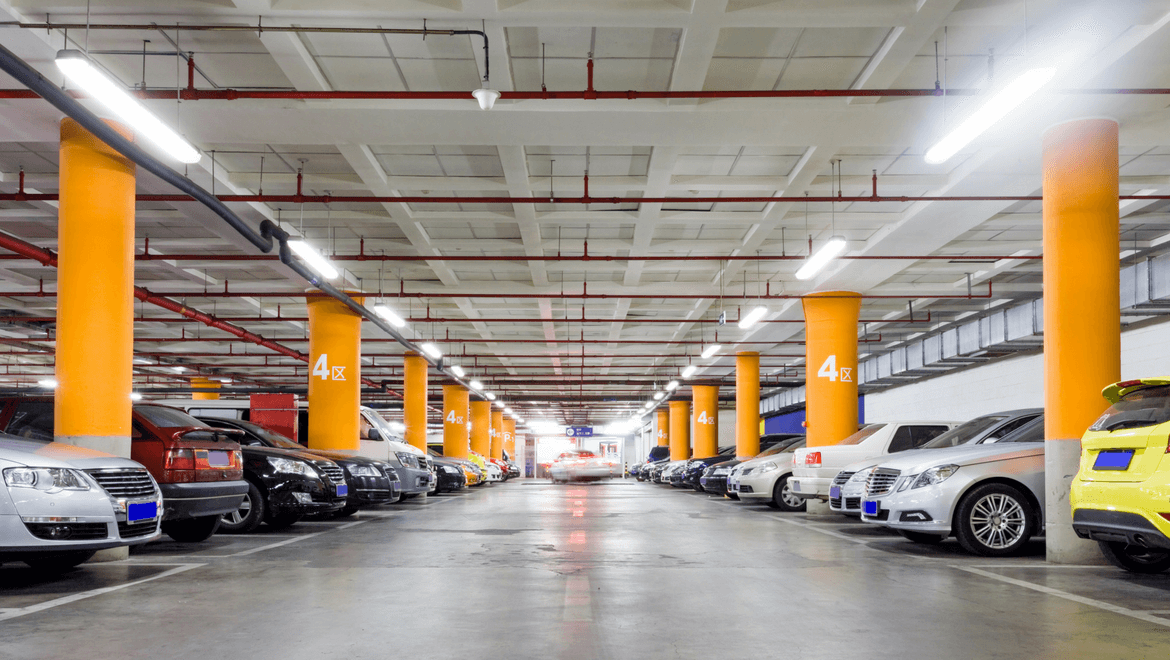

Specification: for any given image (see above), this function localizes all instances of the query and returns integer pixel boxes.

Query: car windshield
[755,444,788,458]
[233,420,303,448]
[835,424,885,446]
[921,416,1007,449]
[135,405,207,429]
[1090,385,1170,432]
[363,410,402,440]
[996,417,1046,443]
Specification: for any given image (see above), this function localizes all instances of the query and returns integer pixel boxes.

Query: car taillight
[165,448,195,470]
[805,451,821,467]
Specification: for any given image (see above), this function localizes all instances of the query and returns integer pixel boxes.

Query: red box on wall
[250,393,299,442]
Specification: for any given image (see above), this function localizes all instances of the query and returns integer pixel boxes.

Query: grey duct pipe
[0,42,484,396]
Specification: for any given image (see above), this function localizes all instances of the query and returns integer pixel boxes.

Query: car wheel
[954,483,1036,556]
[22,550,96,571]
[1097,541,1170,574]
[898,530,946,544]
[727,493,739,501]
[265,512,303,530]
[219,482,265,534]
[162,515,222,543]
[333,506,359,519]
[772,475,806,512]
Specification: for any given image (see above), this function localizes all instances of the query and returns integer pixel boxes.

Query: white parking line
[767,515,872,546]
[953,566,1170,628]
[226,531,326,557]
[335,520,368,530]
[0,563,204,623]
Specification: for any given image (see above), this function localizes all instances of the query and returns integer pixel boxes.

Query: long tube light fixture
[795,237,847,280]
[287,240,339,280]
[738,305,768,329]
[700,344,721,359]
[419,342,442,359]
[924,67,1057,165]
[373,305,407,328]
[55,50,201,163]
[681,364,698,378]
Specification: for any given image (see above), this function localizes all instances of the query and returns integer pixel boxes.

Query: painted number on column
[445,410,464,425]
[696,411,716,425]
[312,354,347,381]
[817,355,851,382]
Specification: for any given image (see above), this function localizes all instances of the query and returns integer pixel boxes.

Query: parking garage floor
[3,482,1170,659]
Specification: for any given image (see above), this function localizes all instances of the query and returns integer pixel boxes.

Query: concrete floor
[3,481,1170,659]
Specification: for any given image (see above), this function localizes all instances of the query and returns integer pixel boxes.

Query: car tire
[23,550,96,571]
[333,506,359,519]
[954,483,1036,556]
[219,481,265,534]
[1097,541,1170,574]
[898,530,946,544]
[265,512,302,529]
[727,493,739,501]
[162,515,222,543]
[772,475,806,512]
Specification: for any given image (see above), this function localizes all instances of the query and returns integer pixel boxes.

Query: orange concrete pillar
[403,351,428,451]
[801,292,861,447]
[306,293,364,451]
[692,385,719,459]
[443,384,469,459]
[55,119,135,457]
[503,418,516,458]
[490,410,504,459]
[655,408,669,447]
[736,352,760,459]
[470,400,492,456]
[668,400,691,461]
[1043,118,1120,564]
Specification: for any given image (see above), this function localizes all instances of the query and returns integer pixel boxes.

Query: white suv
[791,422,957,503]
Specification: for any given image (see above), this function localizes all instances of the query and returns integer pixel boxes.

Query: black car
[646,458,671,483]
[633,446,671,480]
[700,434,805,497]
[428,452,468,494]
[198,417,399,518]
[676,445,737,489]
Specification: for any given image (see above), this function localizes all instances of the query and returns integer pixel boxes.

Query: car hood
[872,443,1045,474]
[0,436,143,471]
[738,453,794,469]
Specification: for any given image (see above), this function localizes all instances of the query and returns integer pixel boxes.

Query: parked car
[791,421,960,503]
[1072,378,1170,573]
[860,414,1046,556]
[0,434,163,570]
[643,458,671,483]
[702,435,804,497]
[196,417,394,527]
[0,398,247,543]
[728,438,807,510]
[549,450,618,483]
[831,410,1043,516]
[677,446,736,490]
[428,453,468,494]
[656,460,688,485]
[633,446,671,481]
[428,444,483,487]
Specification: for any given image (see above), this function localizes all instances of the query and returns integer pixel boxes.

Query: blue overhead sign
[565,426,593,437]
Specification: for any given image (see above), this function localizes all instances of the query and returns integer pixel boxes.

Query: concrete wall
[865,318,1170,422]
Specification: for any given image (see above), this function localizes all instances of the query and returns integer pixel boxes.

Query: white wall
[865,318,1170,422]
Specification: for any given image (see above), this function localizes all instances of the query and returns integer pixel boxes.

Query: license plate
[1094,450,1135,471]
[127,501,157,522]
[791,481,800,492]
[206,450,230,467]
[829,486,842,499]
[336,484,348,497]
[863,500,880,516]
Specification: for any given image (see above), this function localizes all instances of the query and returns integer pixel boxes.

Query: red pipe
[23,252,1035,263]
[0,313,930,325]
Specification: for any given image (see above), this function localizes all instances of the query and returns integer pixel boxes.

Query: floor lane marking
[954,565,1170,629]
[225,531,326,557]
[0,563,204,623]
[766,515,872,545]
[335,520,368,530]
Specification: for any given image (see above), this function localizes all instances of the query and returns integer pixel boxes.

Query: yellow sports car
[1071,378,1170,573]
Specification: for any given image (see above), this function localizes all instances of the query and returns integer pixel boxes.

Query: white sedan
[549,450,617,483]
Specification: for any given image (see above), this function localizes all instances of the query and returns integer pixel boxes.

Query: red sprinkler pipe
[16,252,1037,264]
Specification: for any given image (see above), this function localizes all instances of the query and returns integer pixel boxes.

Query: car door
[358,409,392,461]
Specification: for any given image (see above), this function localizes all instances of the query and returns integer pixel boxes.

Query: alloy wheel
[969,493,1026,550]
[225,492,253,526]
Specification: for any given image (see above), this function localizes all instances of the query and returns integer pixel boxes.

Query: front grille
[313,461,346,486]
[830,497,842,508]
[846,497,861,510]
[417,455,431,471]
[866,468,900,497]
[86,469,156,498]
[832,471,855,487]
[25,522,108,541]
[118,520,157,539]
[378,464,400,481]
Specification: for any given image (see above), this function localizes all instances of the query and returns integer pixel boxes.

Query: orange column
[736,352,760,459]
[442,384,469,459]
[490,409,505,459]
[55,119,135,457]
[668,400,691,461]
[403,351,428,451]
[306,293,364,451]
[656,408,669,447]
[692,385,719,459]
[1043,118,1120,564]
[503,418,516,458]
[470,400,492,456]
[801,292,861,447]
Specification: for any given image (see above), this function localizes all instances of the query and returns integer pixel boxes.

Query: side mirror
[366,428,382,441]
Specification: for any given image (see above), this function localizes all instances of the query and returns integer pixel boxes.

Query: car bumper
[346,474,395,507]
[436,472,466,491]
[0,512,161,555]
[1071,477,1170,550]
[700,475,729,494]
[159,480,249,520]
[392,466,432,495]
[859,488,955,534]
[732,470,782,499]
[790,475,831,500]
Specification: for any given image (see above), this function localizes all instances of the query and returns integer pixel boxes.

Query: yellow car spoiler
[1101,377,1170,404]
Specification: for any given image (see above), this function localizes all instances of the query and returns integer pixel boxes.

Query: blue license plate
[863,500,880,516]
[1094,450,1134,471]
[127,501,157,522]
[829,486,842,499]
[336,484,348,497]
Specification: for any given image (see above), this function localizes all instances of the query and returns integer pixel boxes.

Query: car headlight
[267,457,316,477]
[756,461,779,474]
[912,464,959,489]
[395,452,419,468]
[3,467,90,492]
[847,468,873,484]
[712,467,729,476]
[347,464,379,477]
[441,465,460,475]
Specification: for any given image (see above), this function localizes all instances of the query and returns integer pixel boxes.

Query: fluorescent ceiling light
[55,50,201,164]
[700,344,721,359]
[644,402,653,409]
[450,364,465,378]
[665,380,679,391]
[653,392,665,400]
[37,378,58,389]
[129,392,143,401]
[505,407,514,414]
[471,87,501,110]
[924,67,1057,165]
[795,237,847,281]
[373,305,407,328]
[487,393,497,401]
[420,343,442,359]
[172,366,187,374]
[738,305,768,329]
[133,358,152,365]
[469,380,483,391]
[1120,189,1159,210]
[681,364,698,378]
[287,240,339,280]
